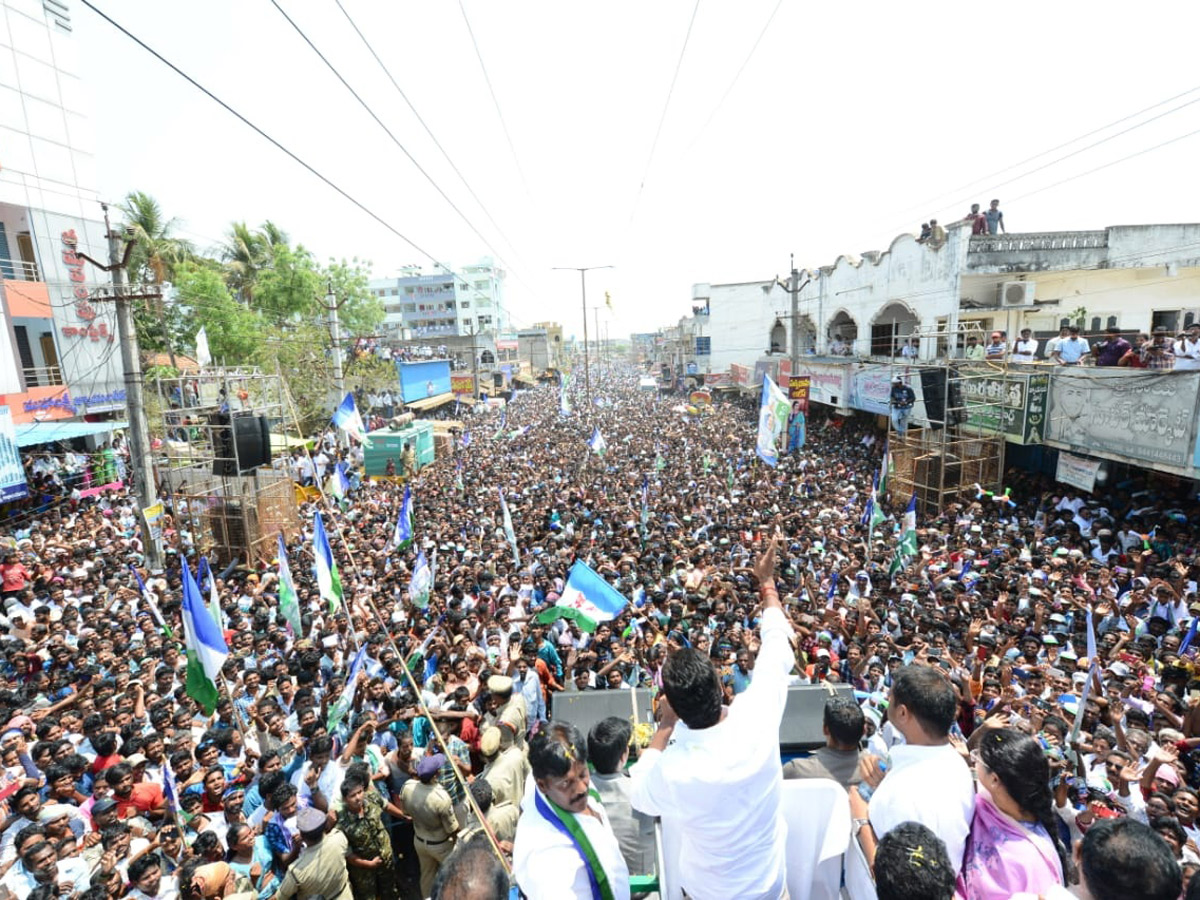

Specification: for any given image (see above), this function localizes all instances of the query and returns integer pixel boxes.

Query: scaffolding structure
[152,368,301,568]
[886,322,1010,518]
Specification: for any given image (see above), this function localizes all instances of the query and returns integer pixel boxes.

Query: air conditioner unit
[999,281,1036,307]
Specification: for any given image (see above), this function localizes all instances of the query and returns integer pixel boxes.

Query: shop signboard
[1046,369,1200,467]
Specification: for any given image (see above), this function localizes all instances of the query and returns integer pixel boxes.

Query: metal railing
[0,257,40,281]
[21,365,64,387]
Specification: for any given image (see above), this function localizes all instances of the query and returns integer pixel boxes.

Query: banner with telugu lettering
[1056,452,1102,493]
[1046,369,1200,468]
[31,211,126,408]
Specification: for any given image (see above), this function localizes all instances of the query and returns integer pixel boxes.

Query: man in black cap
[400,753,458,898]
[275,806,351,900]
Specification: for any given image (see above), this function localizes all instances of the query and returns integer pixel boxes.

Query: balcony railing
[968,231,1108,253]
[22,365,64,387]
[0,258,41,281]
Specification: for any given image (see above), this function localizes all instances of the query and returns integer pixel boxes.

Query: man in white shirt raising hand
[630,535,795,900]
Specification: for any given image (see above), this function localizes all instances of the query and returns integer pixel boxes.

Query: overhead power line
[629,0,702,225]
[889,83,1200,222]
[332,0,528,272]
[268,1,526,282]
[79,0,482,298]
[456,0,532,200]
[1007,123,1200,204]
[678,0,783,161]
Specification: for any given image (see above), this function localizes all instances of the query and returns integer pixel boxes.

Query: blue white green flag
[182,561,229,715]
[313,511,344,617]
[390,485,414,551]
[409,550,432,609]
[332,393,371,446]
[277,534,302,637]
[327,644,368,731]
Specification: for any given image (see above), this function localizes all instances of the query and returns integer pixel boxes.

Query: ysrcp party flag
[389,485,414,551]
[277,534,303,637]
[313,511,344,617]
[409,550,432,609]
[534,559,628,632]
[499,488,520,567]
[560,373,572,417]
[588,427,607,456]
[898,493,919,559]
[755,374,791,467]
[327,644,368,732]
[332,392,371,446]
[181,561,229,715]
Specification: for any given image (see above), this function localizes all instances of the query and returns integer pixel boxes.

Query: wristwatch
[852,817,871,833]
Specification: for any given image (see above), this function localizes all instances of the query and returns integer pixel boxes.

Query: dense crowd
[0,365,1195,900]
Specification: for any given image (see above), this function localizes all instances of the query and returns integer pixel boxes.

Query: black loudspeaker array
[212,414,272,477]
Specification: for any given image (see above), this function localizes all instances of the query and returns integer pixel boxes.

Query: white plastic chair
[779,778,851,900]
[843,821,878,900]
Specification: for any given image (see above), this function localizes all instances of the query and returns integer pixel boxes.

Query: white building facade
[370,257,507,342]
[659,222,1200,481]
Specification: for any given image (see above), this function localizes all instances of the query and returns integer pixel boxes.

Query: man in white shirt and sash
[513,721,630,900]
[850,664,975,877]
[629,537,794,900]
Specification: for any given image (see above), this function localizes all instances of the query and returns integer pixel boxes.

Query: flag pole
[281,381,362,648]
[281,381,509,873]
[217,673,252,743]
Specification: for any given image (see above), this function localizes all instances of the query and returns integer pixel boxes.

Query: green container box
[363,421,435,476]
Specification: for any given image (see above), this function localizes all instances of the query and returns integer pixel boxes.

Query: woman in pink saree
[958,728,1068,900]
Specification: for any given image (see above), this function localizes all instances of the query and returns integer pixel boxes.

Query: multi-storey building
[0,0,127,455]
[370,257,507,342]
[660,221,1200,483]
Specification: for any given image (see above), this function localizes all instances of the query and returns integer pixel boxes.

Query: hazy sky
[76,1,1200,339]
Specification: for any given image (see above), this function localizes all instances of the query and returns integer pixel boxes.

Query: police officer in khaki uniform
[400,753,458,898]
[275,807,353,900]
[480,724,529,810]
[487,675,528,747]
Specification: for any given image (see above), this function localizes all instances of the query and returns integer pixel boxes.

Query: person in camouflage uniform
[338,773,402,900]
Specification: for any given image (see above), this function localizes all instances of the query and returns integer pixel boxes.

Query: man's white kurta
[629,605,794,900]
[513,791,631,900]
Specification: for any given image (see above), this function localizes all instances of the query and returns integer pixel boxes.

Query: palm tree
[221,221,292,303]
[117,191,193,366]
[117,191,193,285]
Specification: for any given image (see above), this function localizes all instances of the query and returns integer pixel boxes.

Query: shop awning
[406,392,455,412]
[15,420,128,447]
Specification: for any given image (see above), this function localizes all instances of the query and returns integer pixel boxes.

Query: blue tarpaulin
[14,420,127,447]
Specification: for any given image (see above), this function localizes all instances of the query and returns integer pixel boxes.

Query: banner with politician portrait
[756,374,791,467]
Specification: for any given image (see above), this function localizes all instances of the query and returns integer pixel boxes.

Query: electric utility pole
[466,320,481,401]
[324,282,347,449]
[781,254,809,381]
[89,204,164,571]
[552,265,613,411]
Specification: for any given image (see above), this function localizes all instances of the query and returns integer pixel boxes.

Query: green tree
[118,191,193,285]
[221,220,292,304]
[255,320,334,431]
[175,260,262,364]
[254,242,323,322]
[323,257,383,337]
[117,191,193,358]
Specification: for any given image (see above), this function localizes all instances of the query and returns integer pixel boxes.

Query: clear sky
[76,0,1200,340]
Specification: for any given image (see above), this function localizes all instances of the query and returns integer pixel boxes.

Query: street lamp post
[552,265,612,410]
